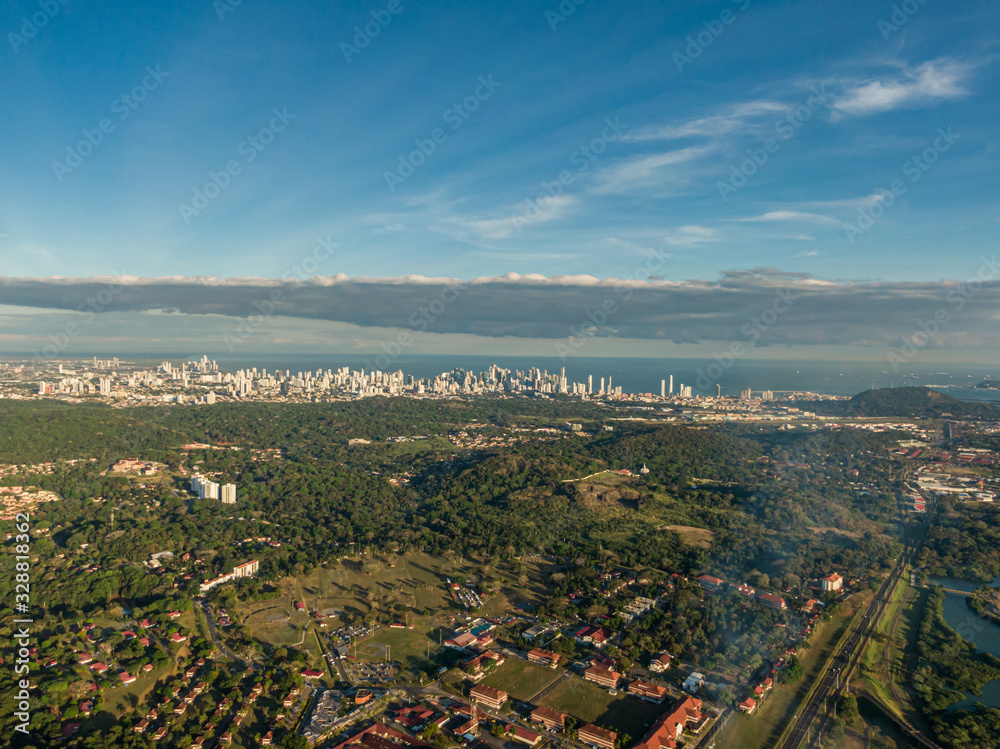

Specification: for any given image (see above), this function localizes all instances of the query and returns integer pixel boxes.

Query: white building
[221,484,236,504]
[190,475,219,500]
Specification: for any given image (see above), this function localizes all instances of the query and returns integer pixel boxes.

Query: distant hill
[802,387,999,419]
[975,380,1000,390]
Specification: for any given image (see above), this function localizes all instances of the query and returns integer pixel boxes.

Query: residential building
[633,696,704,749]
[738,697,757,714]
[530,706,567,731]
[221,483,237,504]
[821,573,843,592]
[649,652,673,673]
[583,665,620,689]
[682,672,705,693]
[579,724,617,749]
[696,574,724,590]
[469,684,508,710]
[507,726,543,746]
[527,648,560,668]
[756,592,787,610]
[628,679,668,703]
[190,474,219,500]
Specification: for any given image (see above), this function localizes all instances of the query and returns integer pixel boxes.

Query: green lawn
[356,621,442,669]
[481,659,562,701]
[536,676,663,735]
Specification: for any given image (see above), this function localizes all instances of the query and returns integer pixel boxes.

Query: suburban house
[649,652,673,673]
[739,697,757,714]
[682,672,705,693]
[575,625,612,647]
[578,724,617,749]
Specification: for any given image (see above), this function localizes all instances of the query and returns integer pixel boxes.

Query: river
[930,574,1000,710]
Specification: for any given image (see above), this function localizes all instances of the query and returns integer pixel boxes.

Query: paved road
[197,599,247,662]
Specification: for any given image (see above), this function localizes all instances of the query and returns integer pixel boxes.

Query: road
[197,598,248,663]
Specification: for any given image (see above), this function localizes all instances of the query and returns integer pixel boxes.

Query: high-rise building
[191,475,220,500]
[221,484,236,504]
[669,375,674,395]
[661,379,666,398]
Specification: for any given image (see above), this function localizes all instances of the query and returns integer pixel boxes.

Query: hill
[800,387,998,419]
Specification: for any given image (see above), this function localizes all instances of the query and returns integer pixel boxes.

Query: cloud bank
[2,266,999,349]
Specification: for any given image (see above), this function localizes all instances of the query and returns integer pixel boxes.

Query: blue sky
[2,0,997,284]
[2,0,1000,364]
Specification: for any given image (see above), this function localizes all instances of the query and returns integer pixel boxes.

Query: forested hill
[802,386,998,419]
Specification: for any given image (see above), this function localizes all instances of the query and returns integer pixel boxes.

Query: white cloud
[794,250,824,258]
[591,146,711,194]
[732,210,839,225]
[627,101,788,141]
[830,59,969,119]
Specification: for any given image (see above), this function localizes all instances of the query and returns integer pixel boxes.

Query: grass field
[354,621,443,669]
[481,659,562,701]
[660,525,715,548]
[240,550,561,649]
[860,572,909,720]
[536,676,663,736]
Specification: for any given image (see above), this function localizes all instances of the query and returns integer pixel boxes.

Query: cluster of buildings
[738,675,775,714]
[190,474,237,504]
[4,355,840,407]
[110,458,159,476]
[696,574,788,610]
